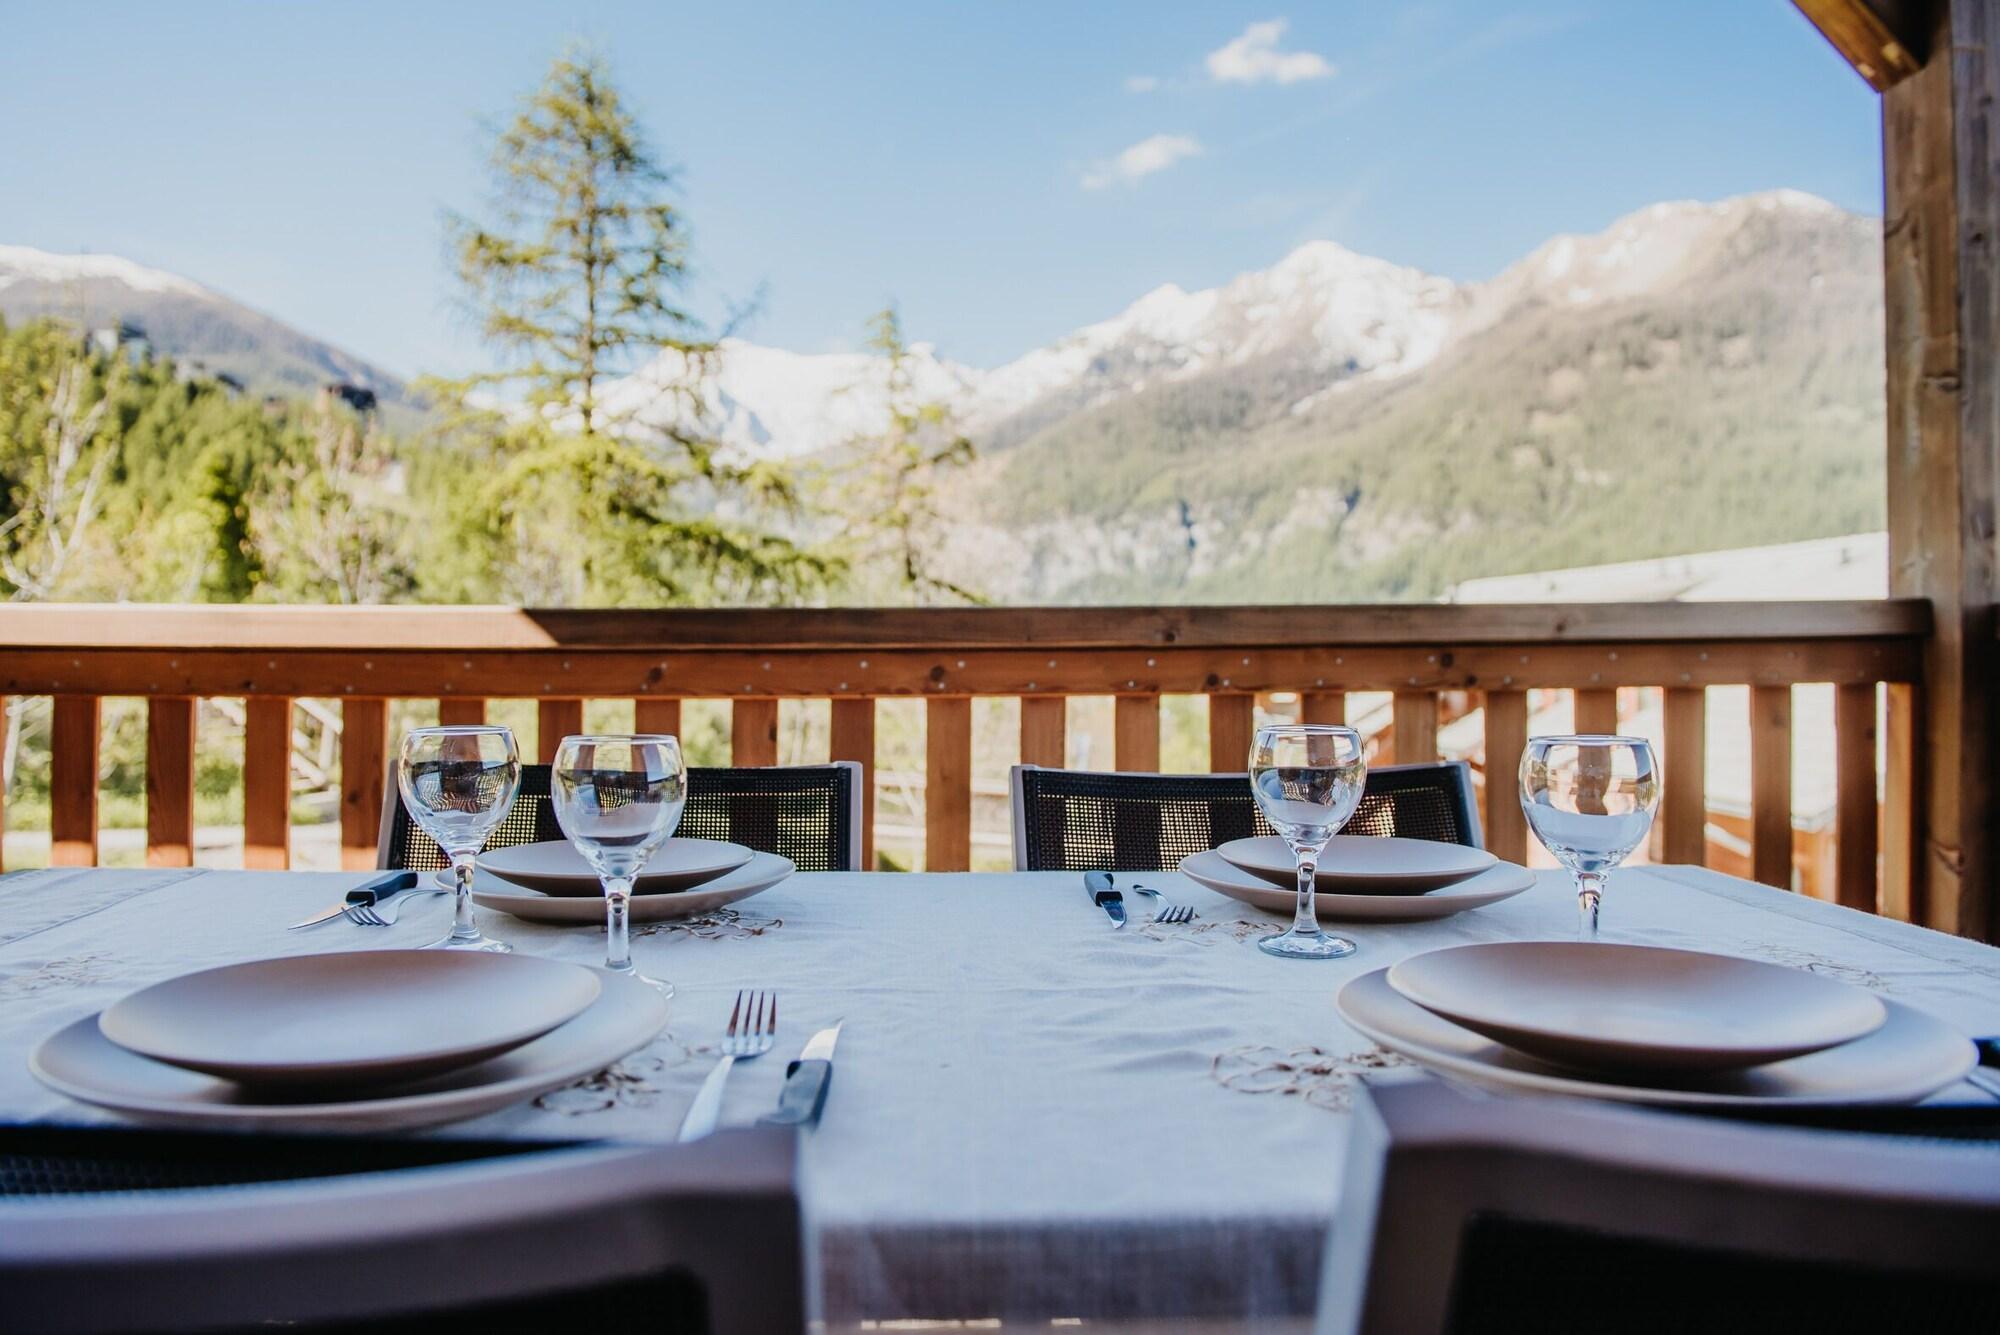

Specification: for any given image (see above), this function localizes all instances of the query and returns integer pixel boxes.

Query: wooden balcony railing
[0,601,1930,916]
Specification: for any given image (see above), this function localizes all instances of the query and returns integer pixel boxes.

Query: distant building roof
[1446,532,1887,604]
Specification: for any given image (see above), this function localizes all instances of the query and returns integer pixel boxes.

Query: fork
[1131,883,1196,925]
[342,887,440,927]
[677,990,778,1142]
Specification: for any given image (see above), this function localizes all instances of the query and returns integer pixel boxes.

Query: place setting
[28,726,805,1134]
[1336,735,1980,1107]
[1160,724,1534,956]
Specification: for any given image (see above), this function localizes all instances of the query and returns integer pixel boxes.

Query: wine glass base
[1258,930,1357,960]
[605,961,674,998]
[424,933,512,954]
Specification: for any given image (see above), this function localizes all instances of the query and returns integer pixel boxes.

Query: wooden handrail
[0,601,1926,923]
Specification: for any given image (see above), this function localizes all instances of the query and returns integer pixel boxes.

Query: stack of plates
[1179,835,1530,922]
[31,951,669,1131]
[471,839,796,924]
[1339,941,1977,1107]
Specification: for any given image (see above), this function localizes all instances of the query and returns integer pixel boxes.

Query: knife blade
[757,1021,842,1128]
[1085,870,1126,929]
[287,871,420,930]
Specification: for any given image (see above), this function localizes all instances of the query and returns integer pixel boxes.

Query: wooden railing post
[925,696,972,870]
[1881,681,1919,920]
[1482,689,1529,863]
[0,696,9,872]
[145,697,197,868]
[1834,683,1881,911]
[1749,685,1794,889]
[340,698,389,872]
[1019,697,1065,768]
[243,697,293,870]
[50,695,99,867]
[1573,687,1619,736]
[1390,691,1438,765]
[1661,687,1708,866]
[634,698,681,736]
[1301,690,1345,726]
[437,698,487,726]
[1114,695,1161,771]
[538,699,583,763]
[732,698,779,766]
[1207,694,1254,772]
[831,698,877,868]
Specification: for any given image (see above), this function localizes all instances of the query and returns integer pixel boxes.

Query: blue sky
[0,2,1879,378]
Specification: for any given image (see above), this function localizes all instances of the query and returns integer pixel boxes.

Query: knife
[288,871,421,930]
[757,1021,842,1128]
[1085,870,1126,929]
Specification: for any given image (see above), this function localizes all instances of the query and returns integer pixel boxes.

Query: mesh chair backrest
[1015,761,1481,872]
[385,764,857,872]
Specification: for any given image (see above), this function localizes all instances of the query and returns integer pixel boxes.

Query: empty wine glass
[1520,735,1661,940]
[1248,723,1367,960]
[551,734,686,994]
[396,725,521,953]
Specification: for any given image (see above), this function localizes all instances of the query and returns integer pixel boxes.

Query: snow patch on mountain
[0,245,213,299]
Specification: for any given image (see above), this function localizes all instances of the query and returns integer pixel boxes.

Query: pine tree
[435,48,825,606]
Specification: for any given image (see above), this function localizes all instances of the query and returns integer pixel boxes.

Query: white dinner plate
[1337,967,1974,1108]
[473,851,796,925]
[1179,850,1533,922]
[478,838,755,896]
[35,969,668,1133]
[1387,942,1887,1073]
[97,952,601,1089]
[1216,835,1497,893]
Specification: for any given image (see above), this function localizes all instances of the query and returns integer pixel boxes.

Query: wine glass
[1248,723,1368,960]
[1520,735,1662,940]
[551,734,686,994]
[396,725,521,953]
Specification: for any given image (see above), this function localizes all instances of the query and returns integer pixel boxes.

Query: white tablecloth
[2,863,1998,1321]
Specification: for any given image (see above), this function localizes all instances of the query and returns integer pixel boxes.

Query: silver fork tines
[343,890,434,927]
[678,988,778,1142]
[1131,884,1196,925]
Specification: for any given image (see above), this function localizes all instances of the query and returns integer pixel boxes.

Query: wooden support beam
[831,697,876,868]
[1114,695,1160,772]
[1661,688,1709,867]
[1573,687,1619,737]
[925,696,972,871]
[243,696,293,870]
[50,695,99,867]
[537,698,583,764]
[1301,690,1345,726]
[731,698,779,767]
[0,697,8,873]
[1793,0,1925,91]
[1834,683,1881,911]
[1749,686,1794,890]
[144,697,197,868]
[1884,0,2000,940]
[1881,682,1918,920]
[339,698,389,872]
[437,698,487,726]
[1482,689,1529,863]
[1019,696,1065,768]
[634,698,681,737]
[1391,691,1438,765]
[1207,694,1255,773]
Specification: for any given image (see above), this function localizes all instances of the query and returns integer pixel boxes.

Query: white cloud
[1081,133,1202,189]
[1123,74,1161,93]
[1205,18,1333,86]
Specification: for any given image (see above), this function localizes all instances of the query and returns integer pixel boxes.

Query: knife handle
[757,1059,832,1128]
[346,871,418,906]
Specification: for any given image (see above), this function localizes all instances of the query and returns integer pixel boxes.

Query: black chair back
[1011,761,1483,871]
[381,763,861,872]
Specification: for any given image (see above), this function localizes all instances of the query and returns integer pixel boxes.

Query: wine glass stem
[604,876,633,972]
[1575,870,1604,941]
[1292,848,1322,938]
[449,853,481,942]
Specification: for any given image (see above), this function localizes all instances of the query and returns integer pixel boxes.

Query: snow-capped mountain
[602,189,1851,461]
[0,244,406,405]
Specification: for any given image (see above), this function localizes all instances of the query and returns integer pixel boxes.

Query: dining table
[3,859,1999,1328]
